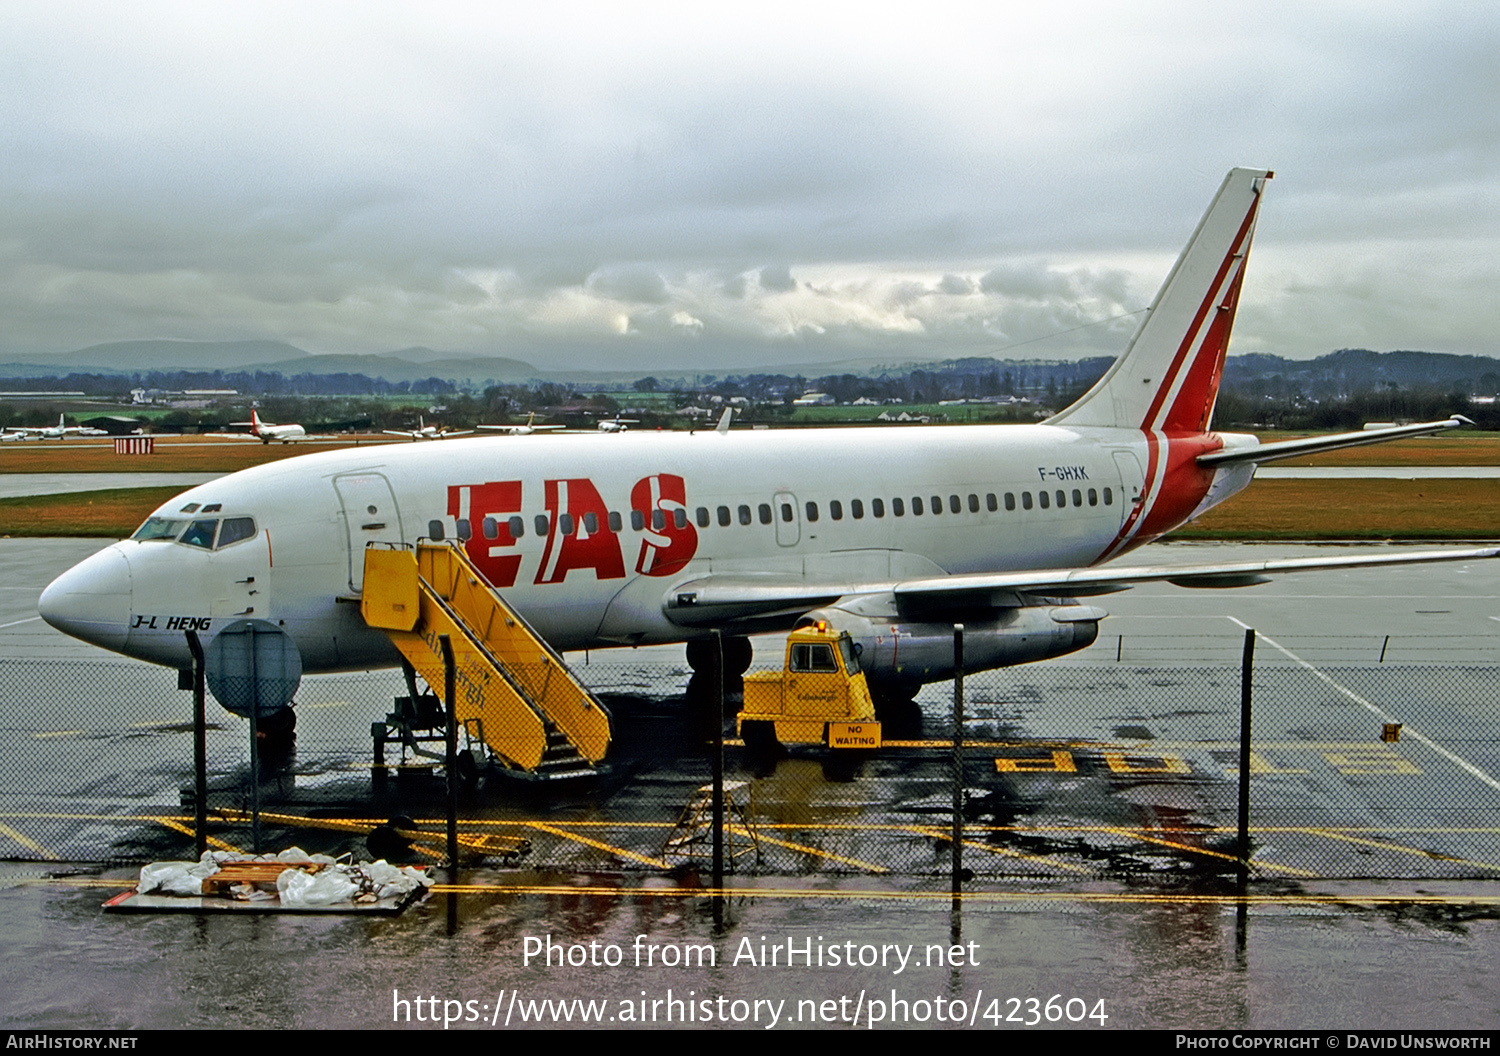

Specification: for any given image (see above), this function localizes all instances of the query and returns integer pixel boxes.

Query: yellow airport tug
[736,622,882,751]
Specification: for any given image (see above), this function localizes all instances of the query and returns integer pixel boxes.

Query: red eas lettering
[631,473,698,577]
[448,481,522,587]
[535,478,626,584]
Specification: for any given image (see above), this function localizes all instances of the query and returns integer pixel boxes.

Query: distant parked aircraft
[383,415,474,441]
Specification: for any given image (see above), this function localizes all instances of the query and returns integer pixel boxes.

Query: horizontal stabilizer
[1199,416,1472,467]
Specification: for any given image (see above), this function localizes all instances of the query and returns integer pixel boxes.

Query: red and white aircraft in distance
[227,409,307,444]
[37,168,1498,722]
[383,415,474,441]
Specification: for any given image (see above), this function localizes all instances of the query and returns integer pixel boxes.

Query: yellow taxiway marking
[0,821,55,858]
[420,884,1500,906]
[1295,828,1500,871]
[34,876,1500,907]
[912,826,1093,874]
[524,821,665,869]
[726,825,889,874]
[150,816,240,853]
[1100,826,1316,877]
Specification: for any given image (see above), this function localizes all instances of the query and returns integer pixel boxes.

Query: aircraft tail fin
[1047,168,1271,433]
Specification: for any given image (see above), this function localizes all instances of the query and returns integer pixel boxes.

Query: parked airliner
[36,169,1498,719]
[229,410,307,444]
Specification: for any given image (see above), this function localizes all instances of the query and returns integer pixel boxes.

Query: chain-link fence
[2,643,1498,884]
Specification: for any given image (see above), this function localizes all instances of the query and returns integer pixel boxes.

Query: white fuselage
[37,423,1253,673]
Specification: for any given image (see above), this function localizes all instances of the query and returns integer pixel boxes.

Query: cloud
[0,3,1496,368]
[757,265,798,293]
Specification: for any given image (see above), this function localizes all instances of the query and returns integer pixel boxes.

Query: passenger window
[584,512,599,535]
[652,510,666,531]
[780,503,793,523]
[180,519,217,550]
[718,506,731,527]
[1021,492,1033,510]
[871,498,884,518]
[456,518,471,541]
[1005,492,1015,511]
[631,510,645,531]
[216,517,257,548]
[535,514,549,536]
[1072,489,1082,507]
[968,494,979,513]
[986,493,998,512]
[608,512,621,532]
[428,520,446,541]
[1056,490,1066,508]
[950,495,962,514]
[806,502,819,522]
[829,500,842,521]
[931,495,942,515]
[1103,488,1114,505]
[559,514,575,536]
[892,497,904,516]
[912,497,924,515]
[509,516,525,539]
[1088,488,1098,506]
[740,505,753,526]
[851,499,863,519]
[1039,491,1050,509]
[696,507,710,528]
[482,516,499,540]
[673,508,687,529]
[758,504,772,525]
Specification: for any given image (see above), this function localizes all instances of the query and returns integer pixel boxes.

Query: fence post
[952,624,965,902]
[185,631,207,859]
[439,634,459,878]
[1237,627,1255,884]
[712,630,725,926]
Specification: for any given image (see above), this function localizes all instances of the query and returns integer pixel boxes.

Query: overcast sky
[3,1,1498,373]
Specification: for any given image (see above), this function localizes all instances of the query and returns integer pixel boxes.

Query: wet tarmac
[3,537,1500,1029]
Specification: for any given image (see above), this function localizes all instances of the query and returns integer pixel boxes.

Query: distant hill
[0,340,542,386]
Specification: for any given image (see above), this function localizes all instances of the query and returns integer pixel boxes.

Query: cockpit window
[216,517,257,548]
[179,503,201,514]
[180,519,218,549]
[133,517,187,542]
[132,515,258,549]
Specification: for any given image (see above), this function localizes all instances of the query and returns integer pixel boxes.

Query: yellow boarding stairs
[361,541,611,779]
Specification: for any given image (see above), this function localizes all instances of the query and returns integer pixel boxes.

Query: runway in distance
[36,168,1500,717]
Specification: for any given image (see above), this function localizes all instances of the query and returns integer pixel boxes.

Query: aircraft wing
[1199,416,1471,467]
[663,545,1500,627]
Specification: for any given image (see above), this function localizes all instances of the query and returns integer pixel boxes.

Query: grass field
[0,430,1496,539]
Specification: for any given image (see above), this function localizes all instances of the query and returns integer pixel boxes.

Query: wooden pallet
[200,861,324,896]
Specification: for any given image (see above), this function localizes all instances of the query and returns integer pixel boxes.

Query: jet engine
[797,592,1102,704]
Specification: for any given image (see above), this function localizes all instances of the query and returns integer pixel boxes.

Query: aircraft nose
[38,546,132,652]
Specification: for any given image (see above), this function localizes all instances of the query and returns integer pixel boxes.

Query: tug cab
[737,622,882,750]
